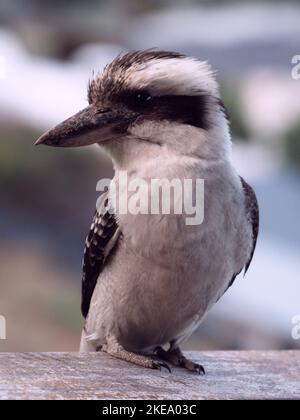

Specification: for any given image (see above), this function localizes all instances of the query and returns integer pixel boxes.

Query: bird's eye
[123,90,154,110]
[136,91,153,105]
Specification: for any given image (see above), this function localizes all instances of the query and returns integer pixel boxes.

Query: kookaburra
[36,50,259,374]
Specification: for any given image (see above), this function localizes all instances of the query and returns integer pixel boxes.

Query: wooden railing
[0,351,299,399]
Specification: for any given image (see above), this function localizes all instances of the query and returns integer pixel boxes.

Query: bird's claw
[180,359,206,375]
[154,346,205,375]
[152,360,172,373]
[195,364,205,375]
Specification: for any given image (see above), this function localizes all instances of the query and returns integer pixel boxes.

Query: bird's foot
[100,338,171,372]
[155,346,205,375]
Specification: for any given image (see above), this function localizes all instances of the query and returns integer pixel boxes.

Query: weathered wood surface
[0,351,299,400]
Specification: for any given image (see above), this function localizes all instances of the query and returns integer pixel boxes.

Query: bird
[36,50,259,374]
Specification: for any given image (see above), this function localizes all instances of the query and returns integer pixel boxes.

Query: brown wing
[221,177,259,296]
[240,176,259,274]
[81,192,120,318]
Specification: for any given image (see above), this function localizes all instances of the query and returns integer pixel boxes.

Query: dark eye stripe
[151,95,211,129]
[137,92,152,102]
[115,89,153,111]
[113,88,212,129]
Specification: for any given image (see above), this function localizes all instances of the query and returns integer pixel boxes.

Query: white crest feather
[125,57,218,97]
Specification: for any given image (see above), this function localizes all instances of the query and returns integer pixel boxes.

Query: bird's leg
[155,345,205,375]
[100,337,171,372]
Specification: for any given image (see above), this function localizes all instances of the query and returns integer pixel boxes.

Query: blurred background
[0,0,300,352]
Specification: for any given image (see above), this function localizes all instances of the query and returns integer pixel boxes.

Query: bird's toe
[152,359,172,373]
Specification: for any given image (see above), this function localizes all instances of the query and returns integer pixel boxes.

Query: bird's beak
[35,105,135,147]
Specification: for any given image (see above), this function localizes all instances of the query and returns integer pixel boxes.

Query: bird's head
[36,50,231,164]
